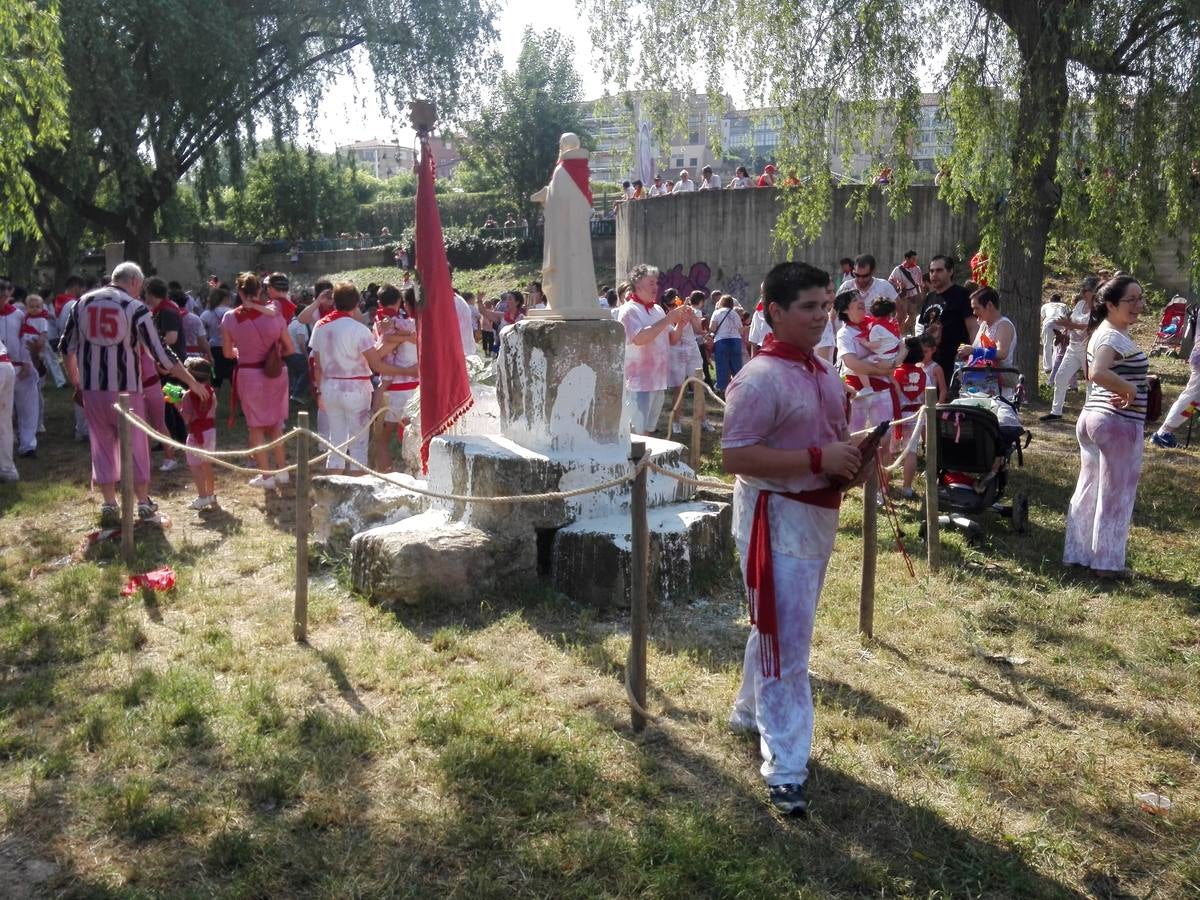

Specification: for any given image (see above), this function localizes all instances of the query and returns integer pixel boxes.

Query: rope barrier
[307,430,649,504]
[665,376,726,436]
[113,405,388,476]
[643,460,732,492]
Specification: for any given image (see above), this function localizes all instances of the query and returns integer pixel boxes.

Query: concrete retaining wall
[106,242,258,288]
[616,186,981,302]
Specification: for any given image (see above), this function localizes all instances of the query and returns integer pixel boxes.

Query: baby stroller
[1149,296,1193,357]
[919,366,1032,540]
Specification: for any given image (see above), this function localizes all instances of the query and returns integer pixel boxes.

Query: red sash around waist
[845,374,903,438]
[387,380,420,391]
[746,485,843,679]
[188,417,215,437]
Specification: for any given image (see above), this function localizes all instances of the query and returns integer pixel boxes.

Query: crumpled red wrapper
[120,566,176,596]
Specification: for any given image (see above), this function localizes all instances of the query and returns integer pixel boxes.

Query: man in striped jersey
[0,278,40,459]
[60,262,203,526]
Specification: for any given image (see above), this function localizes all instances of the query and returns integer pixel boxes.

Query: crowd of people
[616,164,786,201]
[702,255,1169,815]
[0,264,484,520]
[0,246,1186,819]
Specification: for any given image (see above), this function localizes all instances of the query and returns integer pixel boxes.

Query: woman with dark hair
[221,272,295,488]
[527,281,547,310]
[833,289,897,438]
[729,166,751,189]
[1063,275,1147,578]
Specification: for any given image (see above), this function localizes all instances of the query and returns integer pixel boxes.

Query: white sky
[307,0,607,152]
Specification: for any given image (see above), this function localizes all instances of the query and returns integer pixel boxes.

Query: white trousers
[0,363,16,478]
[13,368,40,453]
[1063,411,1143,573]
[1051,342,1087,415]
[1162,363,1200,432]
[731,540,827,786]
[42,349,65,388]
[1040,323,1058,372]
[628,389,666,435]
[322,385,372,472]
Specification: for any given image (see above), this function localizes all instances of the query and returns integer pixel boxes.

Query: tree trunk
[3,234,40,288]
[121,210,157,273]
[996,5,1074,395]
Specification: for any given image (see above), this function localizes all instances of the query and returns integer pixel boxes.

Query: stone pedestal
[345,300,739,609]
[496,318,628,452]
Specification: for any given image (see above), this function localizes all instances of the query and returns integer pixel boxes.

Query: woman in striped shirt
[1063,276,1147,578]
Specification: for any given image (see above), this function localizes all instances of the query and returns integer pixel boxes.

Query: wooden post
[689,370,704,473]
[859,462,878,638]
[293,412,310,643]
[629,440,649,733]
[118,392,135,564]
[924,385,940,571]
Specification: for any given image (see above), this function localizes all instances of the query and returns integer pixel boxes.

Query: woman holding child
[833,290,901,437]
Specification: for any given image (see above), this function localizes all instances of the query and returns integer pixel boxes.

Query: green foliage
[461,28,590,220]
[396,224,539,269]
[0,1,67,245]
[353,190,524,236]
[26,0,498,255]
[228,145,378,240]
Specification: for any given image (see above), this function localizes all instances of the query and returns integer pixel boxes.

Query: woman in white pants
[1063,276,1148,578]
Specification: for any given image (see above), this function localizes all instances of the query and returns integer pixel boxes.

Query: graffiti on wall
[658,262,754,304]
[659,262,711,298]
[721,273,750,303]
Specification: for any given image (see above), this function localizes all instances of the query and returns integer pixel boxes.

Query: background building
[336,140,417,179]
[580,92,952,184]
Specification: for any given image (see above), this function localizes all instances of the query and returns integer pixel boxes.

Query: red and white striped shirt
[60,286,179,391]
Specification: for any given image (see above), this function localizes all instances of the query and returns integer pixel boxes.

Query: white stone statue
[529,133,604,319]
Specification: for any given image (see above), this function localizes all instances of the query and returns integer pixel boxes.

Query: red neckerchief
[755,302,763,312]
[867,315,900,338]
[631,294,658,312]
[0,304,17,317]
[375,305,399,322]
[503,306,524,325]
[316,309,356,328]
[186,385,216,438]
[755,333,826,374]
[24,309,50,321]
[53,294,75,316]
[744,333,842,678]
[902,259,918,269]
[157,299,184,318]
[559,157,593,204]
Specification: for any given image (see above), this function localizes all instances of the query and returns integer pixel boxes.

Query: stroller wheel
[1012,492,1029,534]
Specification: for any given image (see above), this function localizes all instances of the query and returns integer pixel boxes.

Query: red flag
[416,137,473,473]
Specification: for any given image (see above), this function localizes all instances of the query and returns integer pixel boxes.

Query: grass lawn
[0,320,1198,897]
